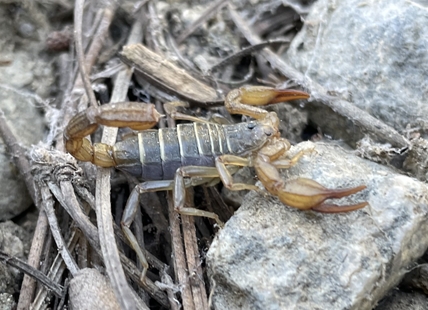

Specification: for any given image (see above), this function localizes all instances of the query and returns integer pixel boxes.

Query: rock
[267,103,308,144]
[69,268,121,310]
[0,221,31,305]
[375,289,428,310]
[403,138,428,181]
[0,3,52,220]
[0,264,15,298]
[207,141,428,310]
[400,253,428,294]
[285,0,428,140]
[0,293,16,310]
[0,85,45,220]
[0,221,31,260]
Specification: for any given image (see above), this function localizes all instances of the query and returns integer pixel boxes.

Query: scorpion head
[225,112,280,156]
[249,112,280,139]
[259,111,280,137]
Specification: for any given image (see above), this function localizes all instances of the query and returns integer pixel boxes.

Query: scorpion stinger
[64,86,367,282]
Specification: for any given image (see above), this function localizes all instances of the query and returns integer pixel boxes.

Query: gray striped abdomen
[138,123,229,180]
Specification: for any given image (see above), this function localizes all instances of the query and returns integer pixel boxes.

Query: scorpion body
[115,121,269,180]
[64,86,368,281]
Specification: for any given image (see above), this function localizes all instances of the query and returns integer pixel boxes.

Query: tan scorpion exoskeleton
[64,86,368,280]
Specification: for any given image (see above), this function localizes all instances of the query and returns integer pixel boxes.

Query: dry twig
[168,193,195,310]
[120,44,222,106]
[0,250,63,297]
[93,9,151,310]
[40,186,79,275]
[176,0,228,45]
[74,0,99,108]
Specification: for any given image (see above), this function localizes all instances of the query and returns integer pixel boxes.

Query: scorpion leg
[121,180,174,283]
[173,164,244,227]
[164,101,212,124]
[174,166,227,227]
[214,155,260,192]
[255,139,368,212]
[253,136,315,169]
[164,101,232,125]
[123,173,229,281]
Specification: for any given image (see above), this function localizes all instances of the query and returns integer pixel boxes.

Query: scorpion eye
[247,122,256,129]
[264,127,275,137]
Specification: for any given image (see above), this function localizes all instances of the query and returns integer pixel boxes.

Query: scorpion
[64,86,368,280]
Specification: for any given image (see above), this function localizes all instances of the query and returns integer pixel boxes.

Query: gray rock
[0,221,30,260]
[0,264,15,298]
[267,103,308,145]
[69,268,121,310]
[0,85,45,220]
[0,3,52,220]
[207,142,428,310]
[400,258,428,295]
[403,138,428,181]
[0,293,16,310]
[285,0,428,139]
[0,221,31,303]
[375,289,428,310]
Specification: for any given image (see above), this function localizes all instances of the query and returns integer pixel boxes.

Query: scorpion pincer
[64,86,368,281]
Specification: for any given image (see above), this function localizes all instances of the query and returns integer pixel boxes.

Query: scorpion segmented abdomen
[138,130,163,180]
[177,123,228,168]
[113,136,143,176]
[132,123,231,181]
[177,124,204,166]
[159,128,182,180]
[120,121,268,180]
[207,123,228,155]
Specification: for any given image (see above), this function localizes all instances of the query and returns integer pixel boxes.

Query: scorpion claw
[275,178,367,212]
